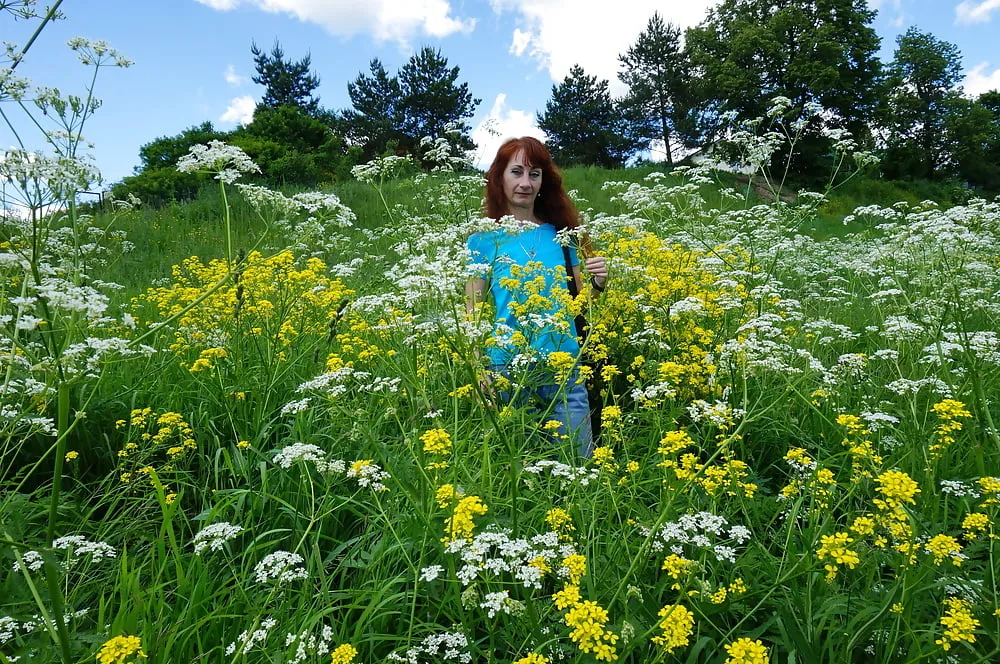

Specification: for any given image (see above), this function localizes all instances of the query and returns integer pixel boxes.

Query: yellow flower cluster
[651,604,694,653]
[442,495,488,543]
[724,637,769,664]
[545,507,575,540]
[561,553,587,585]
[585,229,747,402]
[96,635,145,664]
[513,655,548,664]
[135,250,354,359]
[420,428,452,470]
[815,532,860,582]
[924,534,963,566]
[929,399,972,460]
[836,414,882,480]
[935,597,979,651]
[562,600,619,662]
[330,643,358,664]
[962,512,991,539]
[189,346,227,373]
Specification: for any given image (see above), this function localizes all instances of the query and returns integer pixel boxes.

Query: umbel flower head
[176,140,260,183]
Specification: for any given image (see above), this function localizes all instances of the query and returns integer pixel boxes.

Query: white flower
[254,551,307,585]
[192,522,243,554]
[176,140,260,182]
[419,565,444,582]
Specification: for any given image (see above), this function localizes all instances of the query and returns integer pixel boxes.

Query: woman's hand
[585,256,608,291]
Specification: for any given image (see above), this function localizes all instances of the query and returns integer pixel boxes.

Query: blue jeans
[491,364,594,459]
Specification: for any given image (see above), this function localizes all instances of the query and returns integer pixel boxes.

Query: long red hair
[484,137,581,233]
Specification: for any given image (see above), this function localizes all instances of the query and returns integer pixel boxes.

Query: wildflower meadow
[4,8,1000,664]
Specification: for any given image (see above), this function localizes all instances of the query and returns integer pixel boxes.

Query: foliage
[342,59,406,162]
[250,40,321,116]
[342,48,480,164]
[398,47,480,156]
[233,105,357,185]
[879,27,964,180]
[537,64,639,168]
[135,121,229,172]
[616,12,690,165]
[684,0,882,173]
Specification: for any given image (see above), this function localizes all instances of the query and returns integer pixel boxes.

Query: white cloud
[193,0,475,45]
[956,0,1000,24]
[489,0,718,95]
[225,65,247,87]
[964,62,1000,97]
[220,95,257,125]
[470,93,546,170]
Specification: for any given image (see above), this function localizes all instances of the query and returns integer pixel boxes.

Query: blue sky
[7,0,1000,186]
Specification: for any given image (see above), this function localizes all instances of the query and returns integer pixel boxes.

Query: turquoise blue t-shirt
[467,223,580,366]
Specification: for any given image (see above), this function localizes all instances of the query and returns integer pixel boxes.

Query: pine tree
[398,47,480,154]
[537,65,639,168]
[617,12,688,165]
[342,59,405,160]
[250,41,321,115]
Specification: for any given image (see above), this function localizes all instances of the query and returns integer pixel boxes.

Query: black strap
[562,245,588,341]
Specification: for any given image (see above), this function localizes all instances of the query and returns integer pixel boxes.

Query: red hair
[484,137,581,232]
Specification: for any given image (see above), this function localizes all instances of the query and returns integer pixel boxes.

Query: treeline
[115,0,1000,206]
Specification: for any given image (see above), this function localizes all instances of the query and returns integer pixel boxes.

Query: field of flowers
[4,129,1000,663]
[4,14,1000,664]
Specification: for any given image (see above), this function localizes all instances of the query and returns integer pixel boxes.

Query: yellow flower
[935,597,979,651]
[561,554,587,585]
[661,553,695,581]
[420,428,453,456]
[330,643,358,664]
[924,534,963,566]
[237,440,250,449]
[724,637,769,664]
[65,451,79,462]
[442,495,487,543]
[165,493,177,505]
[96,635,146,664]
[435,484,458,508]
[816,532,859,581]
[651,604,694,653]
[545,507,576,538]
[657,430,694,456]
[592,446,615,467]
[513,655,549,664]
[962,512,990,538]
[553,583,581,610]
[874,470,920,510]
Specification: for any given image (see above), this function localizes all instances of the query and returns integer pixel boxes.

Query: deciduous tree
[684,0,881,173]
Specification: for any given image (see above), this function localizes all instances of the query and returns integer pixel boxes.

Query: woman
[465,137,607,457]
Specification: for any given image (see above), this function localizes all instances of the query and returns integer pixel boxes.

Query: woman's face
[502,150,542,216]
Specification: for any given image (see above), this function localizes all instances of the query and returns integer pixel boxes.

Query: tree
[233,105,355,185]
[617,12,689,165]
[136,122,228,172]
[342,59,405,161]
[250,41,321,115]
[879,28,964,180]
[684,0,882,172]
[398,47,481,156]
[537,65,639,168]
[342,49,479,164]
